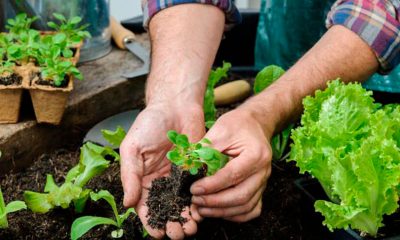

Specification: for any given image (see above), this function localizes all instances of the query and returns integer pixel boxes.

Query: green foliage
[6,13,38,41]
[290,79,400,236]
[204,62,231,128]
[40,57,82,86]
[71,190,136,240]
[0,60,15,76]
[48,13,91,47]
[253,65,292,160]
[102,126,127,148]
[24,142,119,214]
[0,187,27,229]
[166,130,228,176]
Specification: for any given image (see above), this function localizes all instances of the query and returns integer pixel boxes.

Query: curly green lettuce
[290,79,400,237]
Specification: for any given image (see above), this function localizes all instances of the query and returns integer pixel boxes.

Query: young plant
[7,29,40,64]
[24,142,118,213]
[40,57,83,87]
[0,187,27,229]
[204,62,231,128]
[47,13,91,47]
[0,60,15,78]
[6,13,38,41]
[166,130,228,176]
[101,126,127,149]
[71,190,136,240]
[290,80,400,237]
[253,65,293,160]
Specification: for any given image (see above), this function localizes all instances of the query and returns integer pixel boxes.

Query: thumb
[120,146,144,207]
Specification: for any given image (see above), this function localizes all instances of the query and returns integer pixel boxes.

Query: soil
[146,165,206,229]
[0,73,22,86]
[34,73,69,88]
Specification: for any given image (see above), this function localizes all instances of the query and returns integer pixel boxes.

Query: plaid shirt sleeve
[326,0,400,74]
[141,0,241,29]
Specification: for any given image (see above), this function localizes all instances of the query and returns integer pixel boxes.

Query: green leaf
[101,126,127,147]
[0,188,8,228]
[71,216,118,240]
[166,150,181,162]
[111,229,124,238]
[5,201,27,215]
[189,167,199,175]
[167,130,178,144]
[90,190,119,225]
[23,191,53,214]
[271,124,294,160]
[74,189,92,213]
[44,174,59,192]
[253,65,285,94]
[47,21,58,29]
[176,134,190,148]
[119,208,136,224]
[69,16,82,25]
[194,147,215,161]
[53,13,66,22]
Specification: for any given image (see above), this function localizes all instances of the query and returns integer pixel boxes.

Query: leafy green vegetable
[253,65,292,160]
[102,126,127,148]
[290,79,400,237]
[71,190,136,240]
[0,187,27,229]
[24,142,118,213]
[204,62,231,128]
[166,130,228,176]
[48,13,91,47]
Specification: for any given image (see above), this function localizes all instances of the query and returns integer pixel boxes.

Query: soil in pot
[33,73,69,88]
[146,165,206,229]
[0,73,22,86]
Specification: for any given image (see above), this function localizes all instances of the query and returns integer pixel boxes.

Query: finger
[190,204,203,222]
[191,153,259,195]
[136,189,165,239]
[197,188,263,218]
[166,221,185,240]
[181,207,198,236]
[120,142,144,207]
[192,171,266,208]
[224,199,263,223]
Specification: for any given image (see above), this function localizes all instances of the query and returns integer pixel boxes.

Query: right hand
[120,103,205,239]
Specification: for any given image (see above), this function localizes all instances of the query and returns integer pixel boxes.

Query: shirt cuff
[142,0,241,30]
[326,0,400,74]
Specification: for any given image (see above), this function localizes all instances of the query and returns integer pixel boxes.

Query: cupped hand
[191,108,272,222]
[120,103,205,239]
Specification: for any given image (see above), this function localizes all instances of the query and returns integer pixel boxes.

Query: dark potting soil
[0,73,22,86]
[146,165,206,229]
[34,74,69,88]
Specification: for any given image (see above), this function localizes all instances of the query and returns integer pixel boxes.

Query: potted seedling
[146,130,228,229]
[0,187,27,229]
[290,80,400,239]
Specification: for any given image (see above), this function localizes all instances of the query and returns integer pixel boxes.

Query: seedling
[204,62,231,128]
[24,142,118,213]
[47,13,91,47]
[101,126,127,149]
[71,190,136,240]
[0,60,15,78]
[40,57,83,87]
[6,13,38,41]
[0,187,27,229]
[166,130,228,176]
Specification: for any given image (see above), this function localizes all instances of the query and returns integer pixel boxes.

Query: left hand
[190,108,273,222]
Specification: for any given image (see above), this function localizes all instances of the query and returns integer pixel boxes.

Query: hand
[120,103,205,239]
[190,108,272,222]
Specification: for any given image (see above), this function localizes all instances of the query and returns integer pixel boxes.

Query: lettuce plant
[290,80,400,237]
[166,130,228,176]
[47,13,91,47]
[24,142,118,213]
[71,190,135,240]
[204,62,231,128]
[253,65,293,160]
[0,187,27,229]
[101,126,127,149]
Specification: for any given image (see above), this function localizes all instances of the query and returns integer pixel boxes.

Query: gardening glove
[191,108,272,222]
[120,103,204,239]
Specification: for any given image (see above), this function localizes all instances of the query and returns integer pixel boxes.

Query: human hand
[190,108,272,222]
[120,103,205,239]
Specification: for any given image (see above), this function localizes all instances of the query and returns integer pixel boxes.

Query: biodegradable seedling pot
[29,74,73,125]
[295,178,400,240]
[0,82,23,124]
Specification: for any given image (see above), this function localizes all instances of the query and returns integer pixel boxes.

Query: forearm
[241,25,379,138]
[145,4,225,107]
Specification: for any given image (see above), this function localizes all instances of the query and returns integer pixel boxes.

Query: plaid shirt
[142,0,400,73]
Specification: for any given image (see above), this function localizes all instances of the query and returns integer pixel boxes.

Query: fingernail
[191,186,205,195]
[192,196,205,205]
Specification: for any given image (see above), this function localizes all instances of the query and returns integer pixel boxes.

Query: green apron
[255,0,400,93]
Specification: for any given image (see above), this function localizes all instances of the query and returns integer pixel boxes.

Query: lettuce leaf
[290,80,400,236]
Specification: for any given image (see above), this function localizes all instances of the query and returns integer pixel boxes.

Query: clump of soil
[33,73,69,88]
[0,73,22,86]
[147,165,205,229]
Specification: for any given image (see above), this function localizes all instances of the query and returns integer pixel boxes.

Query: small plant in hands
[0,187,27,229]
[146,130,228,229]
[47,13,91,47]
[71,190,136,240]
[290,80,400,237]
[24,142,119,214]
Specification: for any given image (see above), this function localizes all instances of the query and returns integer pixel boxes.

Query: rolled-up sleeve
[326,0,400,74]
[142,0,241,29]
